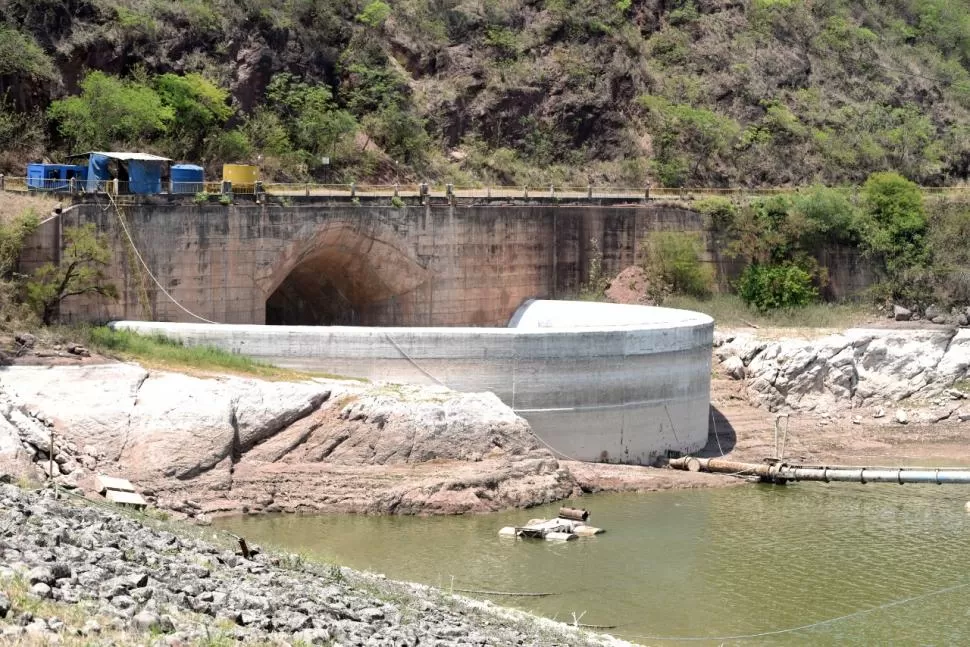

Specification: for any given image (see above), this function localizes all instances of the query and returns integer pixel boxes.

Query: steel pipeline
[668,457,970,484]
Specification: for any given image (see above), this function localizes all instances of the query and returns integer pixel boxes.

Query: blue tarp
[85,154,112,192]
[84,153,165,194]
[128,159,163,194]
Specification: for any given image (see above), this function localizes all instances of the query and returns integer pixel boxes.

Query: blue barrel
[171,164,204,194]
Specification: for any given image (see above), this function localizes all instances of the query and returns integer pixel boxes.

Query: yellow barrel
[222,164,258,192]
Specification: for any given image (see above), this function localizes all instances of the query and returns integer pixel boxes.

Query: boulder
[721,356,746,380]
[894,305,912,321]
[926,304,944,320]
[13,332,36,349]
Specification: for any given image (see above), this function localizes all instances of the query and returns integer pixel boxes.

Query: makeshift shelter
[72,152,171,194]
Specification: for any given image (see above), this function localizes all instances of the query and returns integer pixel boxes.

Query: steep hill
[3,0,970,187]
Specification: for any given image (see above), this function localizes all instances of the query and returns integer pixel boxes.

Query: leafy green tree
[639,95,740,186]
[0,25,56,84]
[47,71,173,151]
[362,104,430,166]
[27,224,118,325]
[861,171,929,274]
[155,73,233,159]
[265,73,357,158]
[242,108,292,157]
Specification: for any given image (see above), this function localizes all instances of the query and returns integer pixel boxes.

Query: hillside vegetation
[3,0,970,187]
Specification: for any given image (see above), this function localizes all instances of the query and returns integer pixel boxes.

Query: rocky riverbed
[0,484,633,646]
[0,363,579,517]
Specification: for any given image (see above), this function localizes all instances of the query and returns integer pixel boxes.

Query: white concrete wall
[112,300,713,464]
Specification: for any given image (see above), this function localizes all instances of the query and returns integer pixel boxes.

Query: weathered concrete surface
[20,202,870,326]
[113,300,715,464]
[0,364,579,515]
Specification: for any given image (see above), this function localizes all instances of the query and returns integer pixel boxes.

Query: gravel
[0,485,634,646]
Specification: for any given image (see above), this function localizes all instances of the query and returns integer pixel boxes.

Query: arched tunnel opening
[264,237,431,326]
[265,265,361,326]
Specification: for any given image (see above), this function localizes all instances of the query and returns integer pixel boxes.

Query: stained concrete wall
[112,301,714,464]
[23,200,869,327]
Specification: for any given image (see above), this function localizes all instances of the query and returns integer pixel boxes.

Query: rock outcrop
[0,364,578,516]
[715,328,970,419]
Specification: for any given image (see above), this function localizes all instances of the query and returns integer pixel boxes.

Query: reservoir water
[216,483,970,645]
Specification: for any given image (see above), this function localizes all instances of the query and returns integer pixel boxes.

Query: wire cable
[106,191,219,324]
[625,579,970,643]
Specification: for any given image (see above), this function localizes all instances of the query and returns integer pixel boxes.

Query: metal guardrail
[4,175,970,201]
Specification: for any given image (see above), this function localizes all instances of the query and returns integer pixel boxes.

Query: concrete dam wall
[18,200,877,327]
[113,300,714,464]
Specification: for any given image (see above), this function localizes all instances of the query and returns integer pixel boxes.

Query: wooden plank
[94,474,136,494]
[105,490,147,508]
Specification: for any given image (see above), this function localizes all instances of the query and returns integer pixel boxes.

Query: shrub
[356,1,391,27]
[0,26,56,82]
[643,232,713,298]
[578,237,609,300]
[695,196,739,230]
[736,263,818,312]
[0,209,40,277]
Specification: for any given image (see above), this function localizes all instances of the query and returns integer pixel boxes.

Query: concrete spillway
[112,300,713,464]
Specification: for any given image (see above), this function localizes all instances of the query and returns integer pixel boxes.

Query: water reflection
[217,484,970,645]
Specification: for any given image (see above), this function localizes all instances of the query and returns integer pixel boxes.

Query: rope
[383,332,591,463]
[710,407,726,457]
[625,579,970,643]
[663,403,681,445]
[106,191,219,324]
[383,333,448,387]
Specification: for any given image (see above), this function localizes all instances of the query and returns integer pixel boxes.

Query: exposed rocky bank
[715,327,970,424]
[0,484,633,646]
[0,363,583,517]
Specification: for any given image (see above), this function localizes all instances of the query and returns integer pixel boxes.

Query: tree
[861,171,929,274]
[27,224,118,325]
[47,71,173,151]
[356,1,391,27]
[154,73,233,159]
[265,73,357,157]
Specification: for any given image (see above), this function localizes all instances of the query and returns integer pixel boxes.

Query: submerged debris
[499,507,605,541]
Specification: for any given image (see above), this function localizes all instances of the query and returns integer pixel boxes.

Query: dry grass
[0,192,59,225]
[664,294,878,333]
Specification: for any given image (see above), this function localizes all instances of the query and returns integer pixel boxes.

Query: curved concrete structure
[112,300,713,464]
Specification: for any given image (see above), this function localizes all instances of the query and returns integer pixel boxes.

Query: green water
[216,483,970,645]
